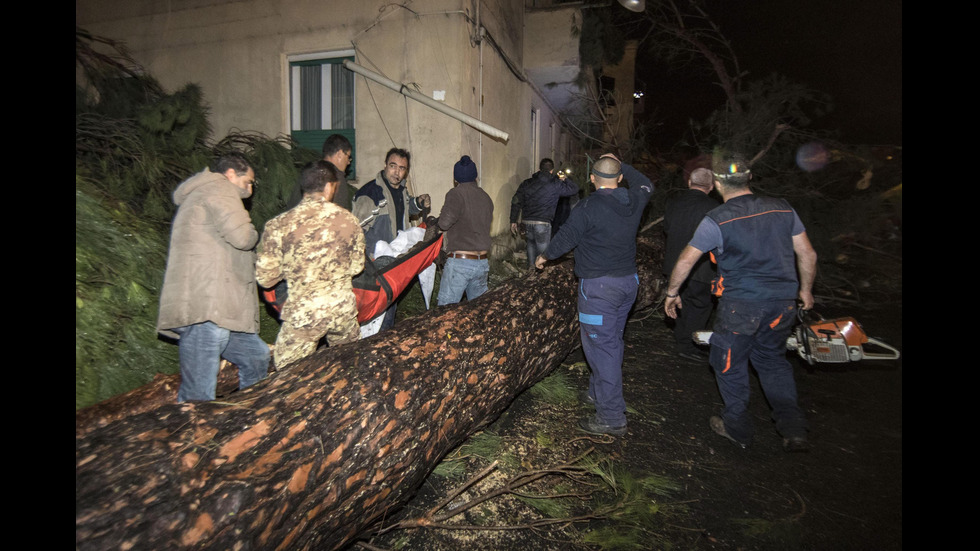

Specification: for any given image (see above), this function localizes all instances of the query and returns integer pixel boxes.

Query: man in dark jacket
[157,153,270,402]
[535,154,654,436]
[662,168,720,361]
[510,158,578,268]
[285,134,354,210]
[436,155,494,305]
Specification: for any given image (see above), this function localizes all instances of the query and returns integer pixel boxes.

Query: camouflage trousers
[274,291,359,369]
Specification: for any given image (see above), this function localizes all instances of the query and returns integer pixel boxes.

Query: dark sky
[635,0,902,148]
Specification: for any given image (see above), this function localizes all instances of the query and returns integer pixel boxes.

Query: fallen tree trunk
[75,236,664,551]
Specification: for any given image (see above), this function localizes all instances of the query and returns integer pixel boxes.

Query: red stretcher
[262,232,444,324]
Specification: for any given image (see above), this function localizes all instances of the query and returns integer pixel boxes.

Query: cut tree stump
[75,235,664,551]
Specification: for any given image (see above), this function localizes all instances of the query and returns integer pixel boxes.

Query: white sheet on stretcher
[360,227,436,339]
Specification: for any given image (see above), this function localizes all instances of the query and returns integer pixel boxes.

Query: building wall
[76,0,583,235]
[601,40,638,150]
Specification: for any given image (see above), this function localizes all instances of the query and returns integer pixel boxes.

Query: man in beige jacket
[157,152,270,402]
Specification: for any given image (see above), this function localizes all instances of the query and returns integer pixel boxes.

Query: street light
[617,0,645,12]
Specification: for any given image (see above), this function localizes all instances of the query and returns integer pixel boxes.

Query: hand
[534,255,548,270]
[419,194,431,209]
[798,290,814,311]
[510,223,518,235]
[664,295,682,319]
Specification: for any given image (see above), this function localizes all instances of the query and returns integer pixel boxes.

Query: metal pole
[343,59,510,143]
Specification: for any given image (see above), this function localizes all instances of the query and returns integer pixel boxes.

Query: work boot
[578,416,627,436]
[782,436,811,453]
[579,390,595,405]
[709,416,747,449]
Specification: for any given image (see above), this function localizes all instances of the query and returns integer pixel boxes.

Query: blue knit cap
[453,155,478,182]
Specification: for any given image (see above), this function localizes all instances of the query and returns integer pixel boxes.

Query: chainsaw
[694,310,901,365]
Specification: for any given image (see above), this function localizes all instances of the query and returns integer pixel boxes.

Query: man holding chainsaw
[352,148,431,330]
[256,161,365,369]
[664,156,817,452]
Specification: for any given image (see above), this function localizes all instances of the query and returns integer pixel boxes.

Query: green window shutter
[289,56,356,178]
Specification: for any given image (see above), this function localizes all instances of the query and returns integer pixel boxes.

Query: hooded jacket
[157,169,260,338]
[543,163,654,279]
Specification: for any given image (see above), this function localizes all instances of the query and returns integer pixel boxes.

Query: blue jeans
[437,257,489,305]
[708,299,808,444]
[174,321,270,402]
[578,274,639,427]
[524,222,551,268]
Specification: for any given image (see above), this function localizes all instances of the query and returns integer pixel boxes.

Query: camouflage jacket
[256,195,366,321]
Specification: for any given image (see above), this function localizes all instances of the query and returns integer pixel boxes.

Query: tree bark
[75,236,664,551]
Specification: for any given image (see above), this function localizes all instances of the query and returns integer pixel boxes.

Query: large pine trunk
[75,236,664,551]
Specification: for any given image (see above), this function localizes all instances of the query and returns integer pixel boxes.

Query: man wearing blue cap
[436,155,494,305]
[535,153,654,436]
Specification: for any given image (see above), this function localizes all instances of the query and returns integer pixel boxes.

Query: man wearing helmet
[664,155,818,453]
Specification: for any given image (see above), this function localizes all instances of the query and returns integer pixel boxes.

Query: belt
[449,252,488,260]
[523,220,550,225]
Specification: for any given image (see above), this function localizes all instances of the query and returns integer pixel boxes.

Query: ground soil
[359,299,902,551]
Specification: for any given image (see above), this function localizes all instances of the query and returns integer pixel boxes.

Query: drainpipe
[343,59,509,143]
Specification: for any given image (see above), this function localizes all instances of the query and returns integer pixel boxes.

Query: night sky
[634,0,902,148]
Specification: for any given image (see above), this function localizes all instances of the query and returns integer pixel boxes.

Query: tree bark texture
[75,235,664,551]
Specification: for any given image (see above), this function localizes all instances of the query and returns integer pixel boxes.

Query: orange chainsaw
[694,310,901,365]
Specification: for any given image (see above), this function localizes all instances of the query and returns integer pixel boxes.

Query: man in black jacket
[662,168,720,361]
[510,158,578,268]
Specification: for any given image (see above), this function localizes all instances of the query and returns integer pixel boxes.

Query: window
[289,52,356,177]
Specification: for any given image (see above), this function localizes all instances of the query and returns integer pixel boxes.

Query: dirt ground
[359,299,902,551]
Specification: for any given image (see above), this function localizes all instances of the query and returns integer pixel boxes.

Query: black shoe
[678,350,708,362]
[709,416,747,449]
[578,416,627,436]
[782,436,811,453]
[580,390,595,405]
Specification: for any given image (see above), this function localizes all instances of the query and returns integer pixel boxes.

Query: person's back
[546,163,652,279]
[261,196,364,310]
[704,194,800,301]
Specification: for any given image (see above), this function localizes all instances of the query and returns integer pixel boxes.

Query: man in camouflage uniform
[256,161,366,369]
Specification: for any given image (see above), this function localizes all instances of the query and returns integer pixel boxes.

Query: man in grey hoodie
[157,152,270,402]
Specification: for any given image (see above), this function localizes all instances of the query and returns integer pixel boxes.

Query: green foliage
[76,180,178,409]
[75,29,318,408]
[516,493,572,518]
[529,370,579,407]
[581,457,684,550]
[432,430,512,479]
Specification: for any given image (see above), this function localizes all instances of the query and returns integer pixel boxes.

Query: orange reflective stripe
[712,275,725,297]
[722,348,731,373]
[716,209,794,225]
[709,252,717,264]
[769,314,783,329]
